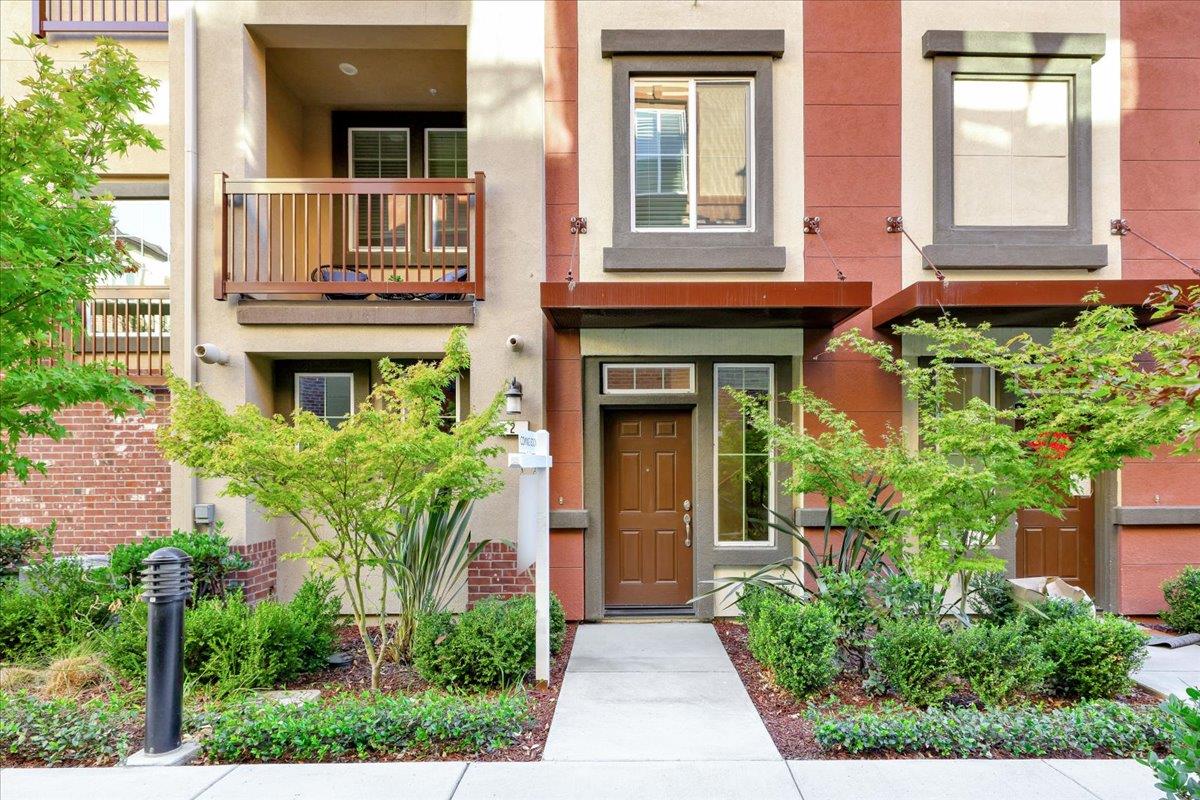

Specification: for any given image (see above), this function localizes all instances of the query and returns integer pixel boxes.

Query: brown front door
[603,409,694,607]
[1016,487,1096,596]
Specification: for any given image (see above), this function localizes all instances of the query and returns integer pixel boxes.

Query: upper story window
[600,29,785,272]
[425,129,469,251]
[631,78,752,231]
[100,197,170,287]
[922,30,1108,270]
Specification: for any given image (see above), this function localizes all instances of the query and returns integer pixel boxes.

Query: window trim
[924,33,1109,270]
[348,127,411,253]
[294,372,356,427]
[602,362,696,395]
[712,362,775,548]
[628,76,756,234]
[423,127,469,254]
[603,53,784,272]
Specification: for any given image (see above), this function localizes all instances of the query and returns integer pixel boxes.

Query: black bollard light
[141,547,191,756]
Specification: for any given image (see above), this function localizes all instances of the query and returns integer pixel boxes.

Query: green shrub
[735,583,786,625]
[870,619,953,707]
[811,700,1168,758]
[1020,597,1093,630]
[1039,614,1148,699]
[109,525,250,600]
[969,571,1018,626]
[105,577,339,692]
[748,598,838,697]
[198,691,528,762]
[0,692,139,764]
[0,524,44,577]
[1162,566,1200,634]
[819,568,875,672]
[951,622,1049,706]
[744,587,797,663]
[412,593,565,691]
[1140,686,1200,799]
[874,573,943,624]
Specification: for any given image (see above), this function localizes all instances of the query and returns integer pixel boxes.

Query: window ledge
[603,245,786,272]
[235,299,475,326]
[923,243,1109,270]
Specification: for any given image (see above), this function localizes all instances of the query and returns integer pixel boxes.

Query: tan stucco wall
[169,1,546,602]
[575,0,804,282]
[900,0,1122,285]
[0,0,169,176]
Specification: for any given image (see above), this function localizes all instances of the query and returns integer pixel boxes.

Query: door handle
[683,513,692,548]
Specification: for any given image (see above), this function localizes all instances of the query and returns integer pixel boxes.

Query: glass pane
[744,454,770,541]
[696,81,749,227]
[633,80,689,229]
[324,376,352,420]
[604,367,635,392]
[427,130,467,179]
[716,386,744,454]
[662,366,692,390]
[716,455,745,542]
[297,376,327,417]
[634,368,665,391]
[948,365,991,411]
[104,199,170,286]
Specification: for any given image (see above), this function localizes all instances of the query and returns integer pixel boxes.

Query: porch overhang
[540,281,872,329]
[872,279,1197,330]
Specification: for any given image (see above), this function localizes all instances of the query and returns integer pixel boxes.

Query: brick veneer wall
[0,389,172,553]
[230,539,277,601]
[467,541,535,606]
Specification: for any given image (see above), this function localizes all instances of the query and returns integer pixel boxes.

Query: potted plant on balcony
[311,266,370,300]
[377,268,470,302]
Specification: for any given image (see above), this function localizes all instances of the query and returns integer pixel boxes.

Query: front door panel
[603,409,694,606]
[1016,489,1096,596]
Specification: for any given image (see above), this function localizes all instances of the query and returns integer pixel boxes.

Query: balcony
[63,286,170,383]
[33,0,169,37]
[214,173,486,311]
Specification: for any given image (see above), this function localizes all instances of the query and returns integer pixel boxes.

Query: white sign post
[509,429,552,685]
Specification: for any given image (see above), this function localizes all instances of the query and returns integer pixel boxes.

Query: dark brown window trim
[601,29,785,59]
[926,35,1107,270]
[603,54,782,272]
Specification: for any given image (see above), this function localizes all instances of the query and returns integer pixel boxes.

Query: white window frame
[601,363,696,395]
[348,127,411,253]
[629,76,756,234]
[713,363,775,548]
[294,372,355,427]
[423,127,470,254]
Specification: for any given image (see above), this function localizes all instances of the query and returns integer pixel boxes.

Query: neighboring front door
[1016,486,1096,596]
[603,409,694,608]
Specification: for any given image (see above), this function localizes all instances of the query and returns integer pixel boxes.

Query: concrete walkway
[542,621,778,761]
[1135,637,1200,699]
[0,759,1163,799]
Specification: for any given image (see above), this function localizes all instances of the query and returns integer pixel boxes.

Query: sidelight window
[714,364,773,545]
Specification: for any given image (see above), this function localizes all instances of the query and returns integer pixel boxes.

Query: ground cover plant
[1141,686,1200,800]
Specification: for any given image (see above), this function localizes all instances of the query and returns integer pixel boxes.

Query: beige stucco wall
[168,1,546,602]
[575,0,804,282]
[0,0,169,176]
[900,0,1122,285]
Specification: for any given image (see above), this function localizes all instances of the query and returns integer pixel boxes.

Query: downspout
[181,1,199,512]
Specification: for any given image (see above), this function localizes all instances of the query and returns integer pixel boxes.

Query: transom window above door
[602,363,695,394]
[631,77,753,232]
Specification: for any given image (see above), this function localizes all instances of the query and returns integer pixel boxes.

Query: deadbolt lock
[683,499,691,511]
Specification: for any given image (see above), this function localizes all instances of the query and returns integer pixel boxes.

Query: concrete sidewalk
[542,621,778,761]
[1135,637,1200,699]
[0,759,1162,800]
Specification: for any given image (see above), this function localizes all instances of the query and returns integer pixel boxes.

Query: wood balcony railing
[214,173,486,302]
[33,1,169,36]
[60,286,170,383]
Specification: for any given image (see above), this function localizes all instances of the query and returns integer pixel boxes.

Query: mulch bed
[713,619,1160,761]
[268,621,578,762]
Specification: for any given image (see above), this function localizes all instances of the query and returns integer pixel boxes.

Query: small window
[714,364,773,545]
[425,128,469,251]
[952,78,1070,227]
[102,199,171,287]
[602,363,695,394]
[631,78,752,231]
[295,373,354,428]
[349,128,409,250]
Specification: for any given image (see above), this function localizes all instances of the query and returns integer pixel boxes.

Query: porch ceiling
[871,279,1198,330]
[540,281,873,329]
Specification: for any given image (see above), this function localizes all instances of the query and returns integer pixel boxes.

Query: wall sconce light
[505,377,523,415]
